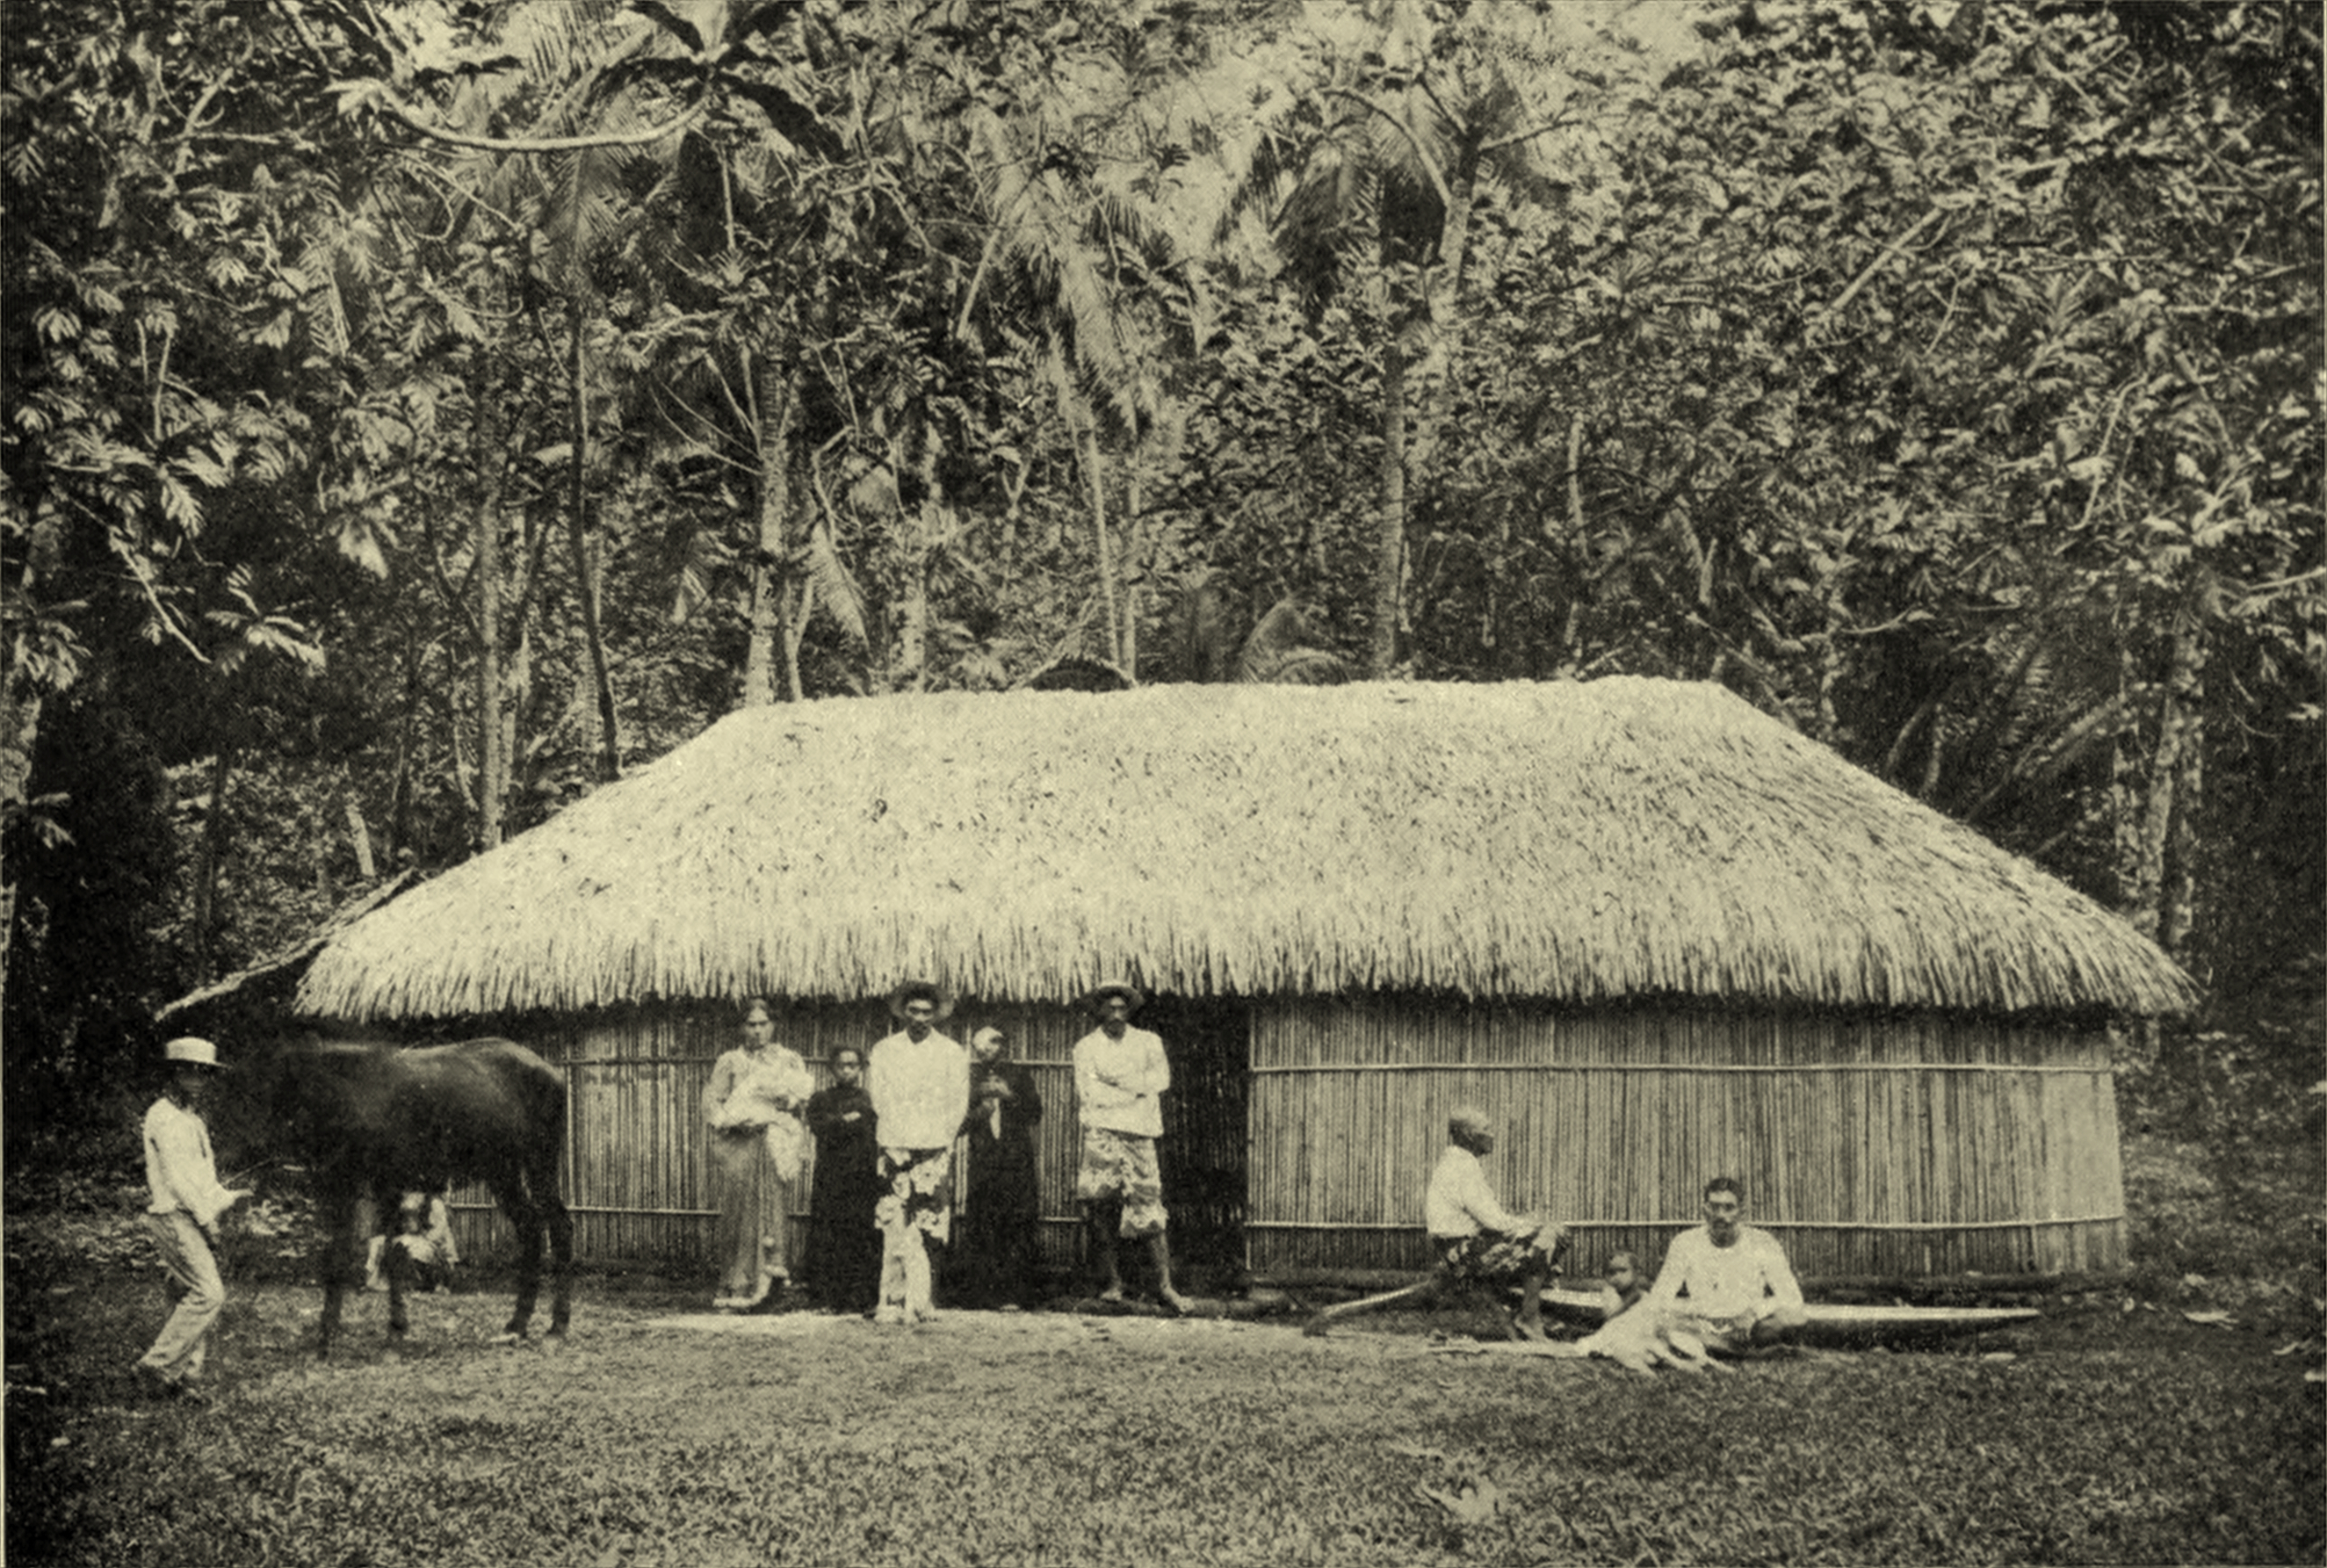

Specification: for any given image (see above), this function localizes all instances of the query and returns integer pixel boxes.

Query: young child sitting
[1576,1246,1730,1376]
[1597,1252,1650,1323]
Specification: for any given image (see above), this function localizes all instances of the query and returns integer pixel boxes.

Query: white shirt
[143,1095,236,1229]
[1423,1145,1525,1239]
[867,1029,969,1149]
[1073,1026,1169,1138]
[1644,1223,1804,1321]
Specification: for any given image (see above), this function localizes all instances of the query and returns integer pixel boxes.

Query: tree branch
[1563,411,1584,540]
[1324,88,1452,209]
[1811,208,1945,339]
[1481,110,1577,157]
[373,90,706,154]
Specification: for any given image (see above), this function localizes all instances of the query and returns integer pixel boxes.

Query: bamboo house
[293,679,2193,1285]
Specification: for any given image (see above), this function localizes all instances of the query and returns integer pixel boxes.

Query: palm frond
[803,511,868,647]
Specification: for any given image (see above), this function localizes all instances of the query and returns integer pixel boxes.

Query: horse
[234,1037,574,1357]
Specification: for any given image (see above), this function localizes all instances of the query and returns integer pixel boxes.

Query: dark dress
[801,1084,882,1311]
[953,1059,1044,1307]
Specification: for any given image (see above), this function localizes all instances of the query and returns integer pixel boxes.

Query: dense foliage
[3,0,2319,1108]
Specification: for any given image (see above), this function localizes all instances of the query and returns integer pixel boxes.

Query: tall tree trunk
[743,354,795,709]
[191,746,234,983]
[475,365,507,852]
[384,626,427,864]
[2111,644,2147,919]
[311,789,336,911]
[1369,329,1407,680]
[1402,148,1480,481]
[1123,454,1143,682]
[898,506,929,694]
[568,300,620,781]
[344,798,376,881]
[2127,626,2203,945]
[1083,421,1120,669]
[504,621,531,821]
[0,667,41,1013]
[2161,628,2207,965]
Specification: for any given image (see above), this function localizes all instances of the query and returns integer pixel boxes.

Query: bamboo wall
[1246,997,2128,1281]
[444,999,1243,1278]
[444,994,2128,1286]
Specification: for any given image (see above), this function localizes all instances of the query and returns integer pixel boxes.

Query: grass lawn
[5,1246,2322,1568]
[11,1009,2323,1568]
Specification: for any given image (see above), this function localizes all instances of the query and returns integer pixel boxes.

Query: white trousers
[139,1210,224,1384]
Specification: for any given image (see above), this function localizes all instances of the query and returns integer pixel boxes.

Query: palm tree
[324,0,719,827]
[939,11,1225,676]
[494,0,860,708]
[1224,0,1674,676]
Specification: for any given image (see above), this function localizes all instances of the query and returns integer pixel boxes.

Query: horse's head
[205,1031,346,1174]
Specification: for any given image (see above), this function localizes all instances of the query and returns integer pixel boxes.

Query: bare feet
[1160,1289,1194,1317]
[1098,1285,1126,1304]
[1509,1316,1547,1343]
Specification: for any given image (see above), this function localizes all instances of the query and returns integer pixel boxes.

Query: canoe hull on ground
[1543,1288,2038,1341]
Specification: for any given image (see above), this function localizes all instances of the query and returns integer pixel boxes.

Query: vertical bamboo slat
[446,994,2124,1283]
[1246,997,2127,1280]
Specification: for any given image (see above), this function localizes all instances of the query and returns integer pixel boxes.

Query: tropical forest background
[3,0,2319,1133]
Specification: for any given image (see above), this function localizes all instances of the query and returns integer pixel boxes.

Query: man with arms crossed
[1073,980,1191,1315]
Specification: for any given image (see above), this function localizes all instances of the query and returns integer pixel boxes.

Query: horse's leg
[488,1175,541,1341]
[316,1181,360,1359]
[521,1111,575,1330]
[379,1181,411,1339]
[530,1091,574,1336]
[544,1174,574,1337]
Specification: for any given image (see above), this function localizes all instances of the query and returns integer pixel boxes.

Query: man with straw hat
[134,1037,251,1399]
[865,980,969,1326]
[1072,979,1191,1315]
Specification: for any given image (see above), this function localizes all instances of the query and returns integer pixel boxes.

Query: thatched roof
[294,679,2193,1022]
[157,871,416,1024]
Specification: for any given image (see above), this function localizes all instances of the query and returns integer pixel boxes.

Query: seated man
[1304,1105,1567,1339]
[1643,1175,1806,1353]
[1423,1106,1566,1340]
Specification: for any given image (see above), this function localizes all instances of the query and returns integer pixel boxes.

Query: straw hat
[163,1037,227,1070]
[1080,979,1145,1015]
[886,979,953,1022]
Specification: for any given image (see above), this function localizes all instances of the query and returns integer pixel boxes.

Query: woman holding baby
[703,998,813,1311]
